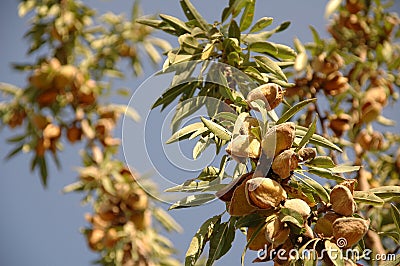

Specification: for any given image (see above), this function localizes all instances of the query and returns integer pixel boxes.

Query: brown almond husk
[67,125,82,143]
[314,212,342,237]
[247,224,269,251]
[330,185,357,216]
[130,210,151,231]
[340,179,357,194]
[361,100,382,123]
[262,122,296,158]
[127,189,149,211]
[363,86,387,106]
[265,217,290,247]
[284,199,311,218]
[247,83,284,111]
[246,177,287,209]
[216,172,253,202]
[332,217,369,248]
[272,150,299,179]
[54,65,78,90]
[298,147,317,162]
[228,177,257,216]
[323,71,349,96]
[329,114,351,137]
[226,135,261,161]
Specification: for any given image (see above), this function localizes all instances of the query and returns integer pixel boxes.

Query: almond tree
[139,0,400,265]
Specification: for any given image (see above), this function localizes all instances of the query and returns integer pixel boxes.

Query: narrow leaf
[353,191,385,206]
[170,193,216,210]
[185,215,221,266]
[166,122,204,144]
[239,0,255,31]
[369,186,400,199]
[277,98,316,124]
[254,55,287,82]
[295,116,317,152]
[296,125,342,152]
[201,117,232,141]
[307,156,335,168]
[180,0,208,30]
[249,17,273,33]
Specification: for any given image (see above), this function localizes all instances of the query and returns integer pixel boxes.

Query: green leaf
[201,117,232,141]
[228,20,241,40]
[353,191,385,206]
[185,215,221,266]
[249,42,296,60]
[277,98,316,124]
[136,18,162,28]
[309,26,322,46]
[295,173,330,203]
[254,55,287,82]
[207,218,236,265]
[165,178,222,193]
[193,135,212,159]
[171,96,206,133]
[295,116,317,152]
[170,193,216,210]
[390,204,400,233]
[296,125,343,152]
[249,17,273,33]
[62,181,85,193]
[307,156,335,168]
[5,144,24,160]
[213,112,238,124]
[239,0,255,31]
[329,165,361,173]
[166,122,204,144]
[325,240,344,266]
[248,41,277,54]
[198,166,220,181]
[235,213,265,229]
[0,82,22,96]
[369,186,400,199]
[153,207,183,233]
[280,208,303,227]
[308,166,344,182]
[221,0,247,22]
[180,0,208,31]
[241,221,266,266]
[38,156,48,187]
[152,83,191,110]
[160,14,191,34]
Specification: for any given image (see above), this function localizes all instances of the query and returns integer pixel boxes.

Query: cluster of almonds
[288,52,348,99]
[216,173,370,264]
[84,168,152,265]
[29,58,96,108]
[219,83,371,264]
[328,0,398,52]
[216,172,313,265]
[315,183,369,249]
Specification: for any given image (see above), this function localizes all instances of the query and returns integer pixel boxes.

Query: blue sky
[1,1,399,266]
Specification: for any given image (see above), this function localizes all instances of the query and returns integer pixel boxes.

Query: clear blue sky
[0,1,398,266]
